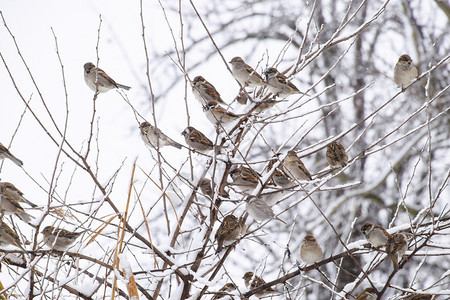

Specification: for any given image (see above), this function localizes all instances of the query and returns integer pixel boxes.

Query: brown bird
[267,158,293,188]
[243,272,276,297]
[215,215,245,254]
[229,165,260,193]
[83,62,131,93]
[283,150,312,181]
[192,76,227,106]
[0,220,25,249]
[0,182,37,208]
[229,56,267,88]
[211,283,237,300]
[198,178,229,200]
[181,126,214,153]
[361,222,391,248]
[394,54,418,89]
[42,226,85,251]
[326,141,348,168]
[203,101,241,125]
[386,233,408,270]
[0,192,34,223]
[139,122,182,149]
[0,142,23,166]
[263,67,308,98]
[300,235,323,265]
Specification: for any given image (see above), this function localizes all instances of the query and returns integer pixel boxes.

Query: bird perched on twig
[0,193,34,223]
[264,67,308,98]
[181,126,214,153]
[243,272,276,297]
[203,101,242,125]
[0,182,37,208]
[326,141,348,168]
[215,215,245,254]
[283,150,312,182]
[0,143,23,166]
[300,235,323,265]
[229,56,267,88]
[41,226,86,251]
[267,158,293,188]
[394,54,418,90]
[139,121,182,149]
[354,288,377,300]
[386,232,408,270]
[245,195,285,224]
[0,221,25,249]
[361,222,391,248]
[229,165,260,193]
[83,62,131,93]
[192,76,227,106]
[211,283,237,300]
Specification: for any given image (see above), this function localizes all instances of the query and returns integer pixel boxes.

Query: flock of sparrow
[0,54,421,299]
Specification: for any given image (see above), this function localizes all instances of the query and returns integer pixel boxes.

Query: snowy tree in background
[0,0,449,299]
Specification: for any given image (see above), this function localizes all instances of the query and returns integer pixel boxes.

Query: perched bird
[326,141,348,168]
[215,215,245,254]
[242,272,276,297]
[83,62,131,93]
[0,221,24,249]
[354,288,377,300]
[181,126,214,153]
[361,222,391,248]
[198,178,229,200]
[192,76,227,106]
[386,233,408,270]
[229,166,260,193]
[211,283,237,300]
[0,193,34,223]
[0,143,23,166]
[41,226,85,251]
[229,56,266,88]
[252,99,287,113]
[263,67,308,98]
[0,182,37,208]
[139,122,182,149]
[245,195,285,224]
[267,158,293,188]
[282,150,312,181]
[203,101,241,125]
[394,54,418,89]
[300,235,323,265]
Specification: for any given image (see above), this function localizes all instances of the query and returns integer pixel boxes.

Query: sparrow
[0,220,24,249]
[252,99,287,113]
[300,235,323,265]
[192,76,227,106]
[245,195,285,224]
[282,150,312,181]
[354,288,377,300]
[242,272,276,297]
[203,101,241,125]
[211,283,237,300]
[0,143,23,166]
[267,158,293,188]
[0,182,37,208]
[394,54,418,89]
[229,56,266,88]
[326,141,348,168]
[83,62,131,93]
[263,67,308,98]
[386,233,408,270]
[181,126,214,153]
[215,215,245,254]
[0,193,34,223]
[361,222,391,248]
[139,122,182,149]
[41,226,85,251]
[198,178,229,199]
[229,165,260,193]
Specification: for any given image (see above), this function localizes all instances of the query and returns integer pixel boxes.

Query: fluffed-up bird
[361,222,391,248]
[181,126,214,153]
[229,165,260,193]
[0,182,37,208]
[215,215,245,254]
[386,232,408,270]
[300,235,323,265]
[326,141,348,168]
[394,54,418,89]
[243,272,276,297]
[41,226,85,251]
